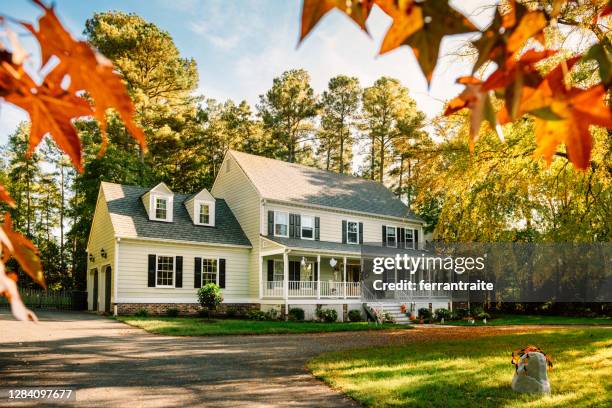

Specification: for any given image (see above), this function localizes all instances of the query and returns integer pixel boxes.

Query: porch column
[343,256,347,299]
[258,254,263,299]
[317,255,321,299]
[283,251,289,316]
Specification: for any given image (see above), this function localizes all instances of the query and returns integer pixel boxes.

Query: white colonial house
[87,150,448,320]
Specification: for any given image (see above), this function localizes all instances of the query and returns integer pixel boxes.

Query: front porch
[260,249,361,300]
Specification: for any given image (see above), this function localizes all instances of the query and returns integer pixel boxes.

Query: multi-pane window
[155,197,167,220]
[301,215,314,239]
[156,256,174,287]
[405,228,415,249]
[347,221,359,244]
[274,212,288,237]
[386,226,397,247]
[201,258,218,285]
[199,203,210,225]
[273,260,284,281]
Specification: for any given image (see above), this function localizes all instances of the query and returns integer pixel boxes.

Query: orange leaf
[0,184,15,208]
[444,76,496,151]
[1,214,45,288]
[377,0,423,55]
[507,11,547,54]
[24,0,146,157]
[299,0,375,43]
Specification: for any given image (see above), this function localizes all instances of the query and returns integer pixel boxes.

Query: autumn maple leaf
[444,76,496,151]
[377,0,423,55]
[519,57,612,169]
[300,0,375,42]
[23,0,146,158]
[0,214,45,288]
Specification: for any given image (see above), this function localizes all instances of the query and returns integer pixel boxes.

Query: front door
[104,265,112,313]
[347,264,360,282]
[92,268,99,311]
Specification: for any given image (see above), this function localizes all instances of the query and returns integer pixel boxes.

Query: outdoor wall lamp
[89,254,95,263]
[301,256,307,267]
[100,248,107,259]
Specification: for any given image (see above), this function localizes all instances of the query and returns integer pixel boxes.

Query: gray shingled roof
[101,182,251,247]
[230,150,422,221]
[264,236,361,254]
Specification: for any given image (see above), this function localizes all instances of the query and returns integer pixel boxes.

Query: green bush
[383,312,395,323]
[477,311,491,320]
[434,308,451,321]
[288,307,305,321]
[134,309,148,317]
[225,307,238,318]
[470,305,485,317]
[317,308,338,322]
[418,307,431,319]
[348,309,363,322]
[246,310,267,320]
[454,308,469,319]
[264,308,279,320]
[166,308,179,317]
[197,283,223,318]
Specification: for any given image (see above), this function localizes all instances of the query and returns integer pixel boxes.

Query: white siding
[264,202,423,246]
[211,153,261,298]
[86,188,117,311]
[117,239,250,302]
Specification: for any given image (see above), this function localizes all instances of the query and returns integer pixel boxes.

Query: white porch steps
[366,303,413,325]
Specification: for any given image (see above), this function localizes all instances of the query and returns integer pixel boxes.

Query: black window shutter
[415,229,419,249]
[175,256,183,288]
[194,257,202,288]
[359,222,364,244]
[289,214,295,238]
[382,226,387,247]
[219,258,226,288]
[315,217,320,241]
[398,228,405,248]
[267,259,274,281]
[148,254,156,287]
[268,211,274,236]
[295,215,301,237]
[314,262,318,281]
[342,220,347,244]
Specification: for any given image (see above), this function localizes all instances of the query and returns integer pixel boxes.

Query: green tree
[362,77,420,183]
[318,75,361,173]
[257,69,319,163]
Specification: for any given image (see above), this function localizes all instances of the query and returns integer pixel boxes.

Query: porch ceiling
[261,235,361,256]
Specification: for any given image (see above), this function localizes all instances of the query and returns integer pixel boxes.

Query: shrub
[418,307,431,319]
[264,308,279,320]
[134,309,148,317]
[197,283,223,318]
[477,311,491,320]
[470,305,484,317]
[225,307,238,318]
[288,307,305,321]
[317,308,338,322]
[348,309,363,322]
[166,308,179,317]
[246,310,267,320]
[435,308,451,321]
[454,308,469,319]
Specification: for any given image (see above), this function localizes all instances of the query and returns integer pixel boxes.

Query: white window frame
[274,211,289,237]
[273,260,284,282]
[151,194,173,222]
[201,257,219,286]
[195,200,215,226]
[155,254,175,288]
[386,226,397,248]
[300,215,315,240]
[346,220,359,245]
[405,228,416,249]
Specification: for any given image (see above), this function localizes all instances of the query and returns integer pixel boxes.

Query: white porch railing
[262,281,361,298]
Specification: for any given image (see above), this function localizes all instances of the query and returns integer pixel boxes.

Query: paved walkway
[0,311,555,407]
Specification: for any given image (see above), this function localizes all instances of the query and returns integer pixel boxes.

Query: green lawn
[308,328,612,407]
[116,316,410,336]
[441,314,612,326]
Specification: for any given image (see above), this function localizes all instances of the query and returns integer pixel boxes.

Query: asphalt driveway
[0,311,552,407]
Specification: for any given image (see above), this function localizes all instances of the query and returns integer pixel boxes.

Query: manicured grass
[308,328,612,407]
[116,316,410,336]
[441,314,612,326]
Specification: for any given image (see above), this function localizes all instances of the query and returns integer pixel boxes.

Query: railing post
[258,254,263,300]
[317,255,321,300]
[283,251,289,316]
[343,256,347,299]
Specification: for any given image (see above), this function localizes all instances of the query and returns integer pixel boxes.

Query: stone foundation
[116,303,260,316]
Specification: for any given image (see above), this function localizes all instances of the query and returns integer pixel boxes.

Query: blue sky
[0,0,497,145]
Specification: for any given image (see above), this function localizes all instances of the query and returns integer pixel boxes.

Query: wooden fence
[0,288,87,311]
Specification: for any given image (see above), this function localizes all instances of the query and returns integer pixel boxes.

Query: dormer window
[155,197,168,220]
[199,203,211,225]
